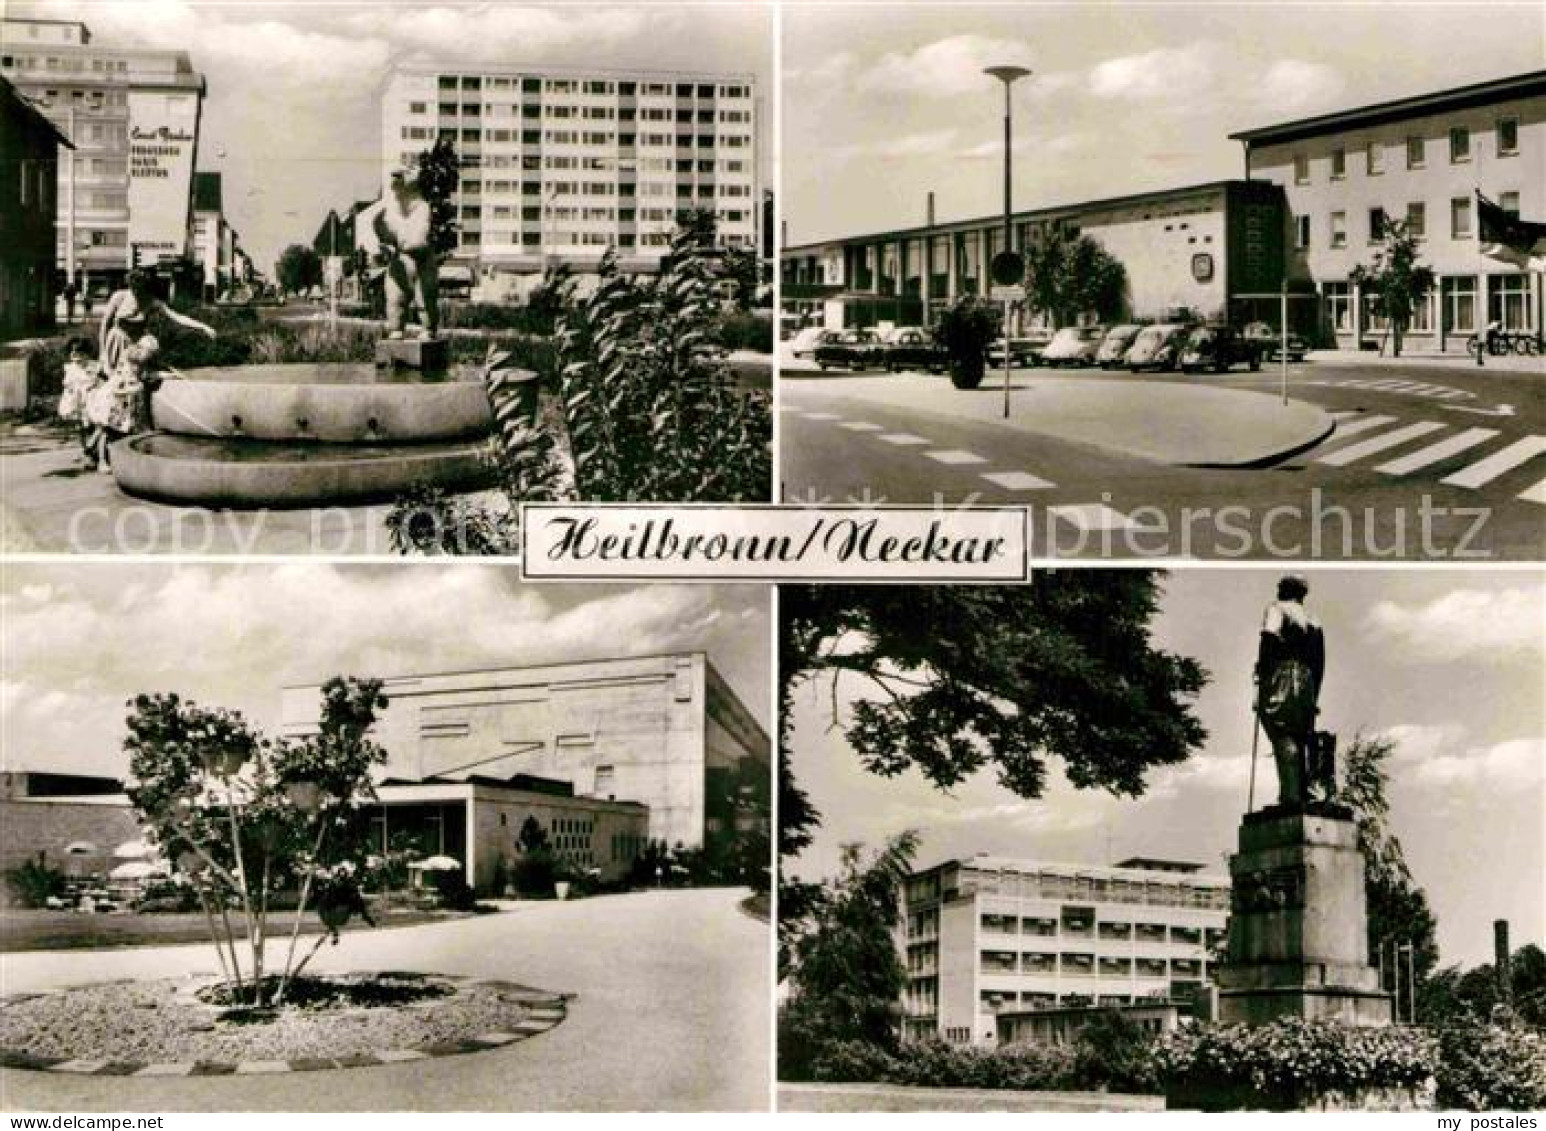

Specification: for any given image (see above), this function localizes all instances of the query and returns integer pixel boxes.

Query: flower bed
[0,972,565,1071]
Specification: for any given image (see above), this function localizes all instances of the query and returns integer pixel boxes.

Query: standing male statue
[1254,574,1326,809]
[359,168,439,339]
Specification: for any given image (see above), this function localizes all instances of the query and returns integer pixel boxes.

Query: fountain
[110,341,498,508]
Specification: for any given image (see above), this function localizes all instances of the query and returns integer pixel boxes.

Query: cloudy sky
[14,1,772,272]
[1,564,771,779]
[785,569,1544,969]
[784,3,1546,245]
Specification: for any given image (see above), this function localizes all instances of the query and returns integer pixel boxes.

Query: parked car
[1095,324,1144,368]
[814,328,887,370]
[1124,323,1191,371]
[986,329,1053,369]
[788,326,833,359]
[1041,326,1105,367]
[1181,324,1263,373]
[884,327,949,373]
[1243,321,1310,362]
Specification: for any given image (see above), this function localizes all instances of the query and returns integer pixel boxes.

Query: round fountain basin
[151,363,493,443]
[111,433,493,509]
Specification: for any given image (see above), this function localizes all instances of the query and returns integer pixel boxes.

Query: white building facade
[380,63,759,300]
[899,855,1229,1047]
[1,18,206,292]
[1233,70,1545,352]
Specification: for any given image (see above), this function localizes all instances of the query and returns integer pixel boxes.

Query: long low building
[898,855,1229,1047]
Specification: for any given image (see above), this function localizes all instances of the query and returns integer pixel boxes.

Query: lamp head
[984,65,1032,86]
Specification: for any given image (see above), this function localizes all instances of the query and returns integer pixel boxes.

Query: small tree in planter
[123,677,389,1008]
[933,297,999,390]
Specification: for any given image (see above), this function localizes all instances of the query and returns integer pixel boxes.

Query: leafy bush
[4,854,66,908]
[441,302,553,336]
[1434,1022,1546,1111]
[1152,1018,1438,1110]
[245,324,377,365]
[1071,1008,1161,1093]
[427,868,480,911]
[806,1038,904,1084]
[716,310,774,353]
[933,296,1000,390]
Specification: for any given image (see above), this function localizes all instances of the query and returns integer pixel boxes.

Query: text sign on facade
[520,505,1029,582]
[127,91,198,262]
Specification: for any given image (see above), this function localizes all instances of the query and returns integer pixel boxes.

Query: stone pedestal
[375,336,449,375]
[1217,808,1392,1026]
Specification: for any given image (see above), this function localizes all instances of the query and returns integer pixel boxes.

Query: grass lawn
[0,905,479,953]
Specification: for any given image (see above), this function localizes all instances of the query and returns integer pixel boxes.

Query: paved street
[0,888,769,1112]
[780,355,1545,560]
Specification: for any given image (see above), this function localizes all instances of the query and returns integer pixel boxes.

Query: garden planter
[555,881,571,901]
[949,358,986,390]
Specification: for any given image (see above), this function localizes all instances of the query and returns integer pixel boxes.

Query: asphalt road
[0,888,769,1112]
[780,358,1545,561]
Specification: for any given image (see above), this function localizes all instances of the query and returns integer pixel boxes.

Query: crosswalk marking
[925,449,988,465]
[879,433,931,446]
[1441,435,1546,489]
[1516,478,1546,506]
[1316,421,1447,466]
[981,471,1054,490]
[1327,413,1397,438]
[803,412,841,420]
[839,421,884,432]
[1374,428,1500,476]
[1048,504,1135,532]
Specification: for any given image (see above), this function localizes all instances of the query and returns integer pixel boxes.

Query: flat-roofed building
[1231,69,1545,352]
[899,854,1229,1047]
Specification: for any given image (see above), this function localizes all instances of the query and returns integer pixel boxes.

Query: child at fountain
[57,338,105,469]
[85,334,157,472]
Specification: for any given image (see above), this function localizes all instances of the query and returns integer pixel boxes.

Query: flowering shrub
[1434,1022,1546,1111]
[1152,1018,1438,1110]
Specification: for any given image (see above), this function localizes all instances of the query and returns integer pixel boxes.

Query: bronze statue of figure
[1255,575,1326,808]
[360,168,439,339]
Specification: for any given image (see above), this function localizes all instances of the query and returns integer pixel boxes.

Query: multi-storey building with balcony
[1,18,206,295]
[380,62,759,300]
[1231,69,1544,352]
[899,854,1229,1047]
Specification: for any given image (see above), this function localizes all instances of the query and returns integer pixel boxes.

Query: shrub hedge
[1434,1022,1546,1111]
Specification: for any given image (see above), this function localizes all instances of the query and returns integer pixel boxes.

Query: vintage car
[986,329,1054,368]
[788,326,834,359]
[1123,323,1191,371]
[1040,326,1106,367]
[883,327,949,373]
[1180,324,1263,373]
[1095,324,1145,368]
[1243,321,1310,362]
[814,328,887,370]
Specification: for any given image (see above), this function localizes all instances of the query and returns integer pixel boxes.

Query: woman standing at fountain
[97,270,216,375]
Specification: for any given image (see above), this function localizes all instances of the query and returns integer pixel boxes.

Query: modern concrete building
[1,17,206,295]
[280,652,770,853]
[0,74,71,339]
[1231,69,1545,352]
[380,62,759,299]
[899,855,1229,1047]
[190,170,236,301]
[781,180,1289,334]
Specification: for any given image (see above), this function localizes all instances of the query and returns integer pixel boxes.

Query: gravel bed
[0,973,547,1063]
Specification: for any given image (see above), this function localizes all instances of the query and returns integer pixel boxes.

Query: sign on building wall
[127,91,199,263]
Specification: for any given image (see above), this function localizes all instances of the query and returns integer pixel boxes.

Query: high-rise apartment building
[1,18,206,293]
[900,855,1230,1046]
[381,63,758,299]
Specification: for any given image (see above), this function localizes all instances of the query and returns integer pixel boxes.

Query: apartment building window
[1330,211,1347,248]
[407,101,427,114]
[1406,135,1425,168]
[1450,125,1470,163]
[1442,276,1478,333]
[1295,214,1311,250]
[1490,274,1532,330]
[1497,116,1519,155]
[1500,191,1520,217]
[1366,140,1384,175]
[1368,207,1386,243]
[1401,201,1425,238]
[1324,281,1352,331]
[1451,196,1472,239]
[1330,147,1345,179]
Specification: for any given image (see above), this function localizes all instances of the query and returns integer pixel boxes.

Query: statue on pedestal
[1254,574,1331,809]
[359,168,439,340]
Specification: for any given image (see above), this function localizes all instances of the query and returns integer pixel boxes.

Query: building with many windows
[1,18,206,296]
[380,62,759,300]
[899,855,1229,1047]
[1230,69,1544,352]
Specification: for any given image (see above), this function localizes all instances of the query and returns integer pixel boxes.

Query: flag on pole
[1477,190,1546,270]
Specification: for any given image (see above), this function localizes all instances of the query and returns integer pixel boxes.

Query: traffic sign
[989,284,1025,302]
[990,250,1024,286]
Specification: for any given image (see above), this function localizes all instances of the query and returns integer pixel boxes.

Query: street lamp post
[984,65,1031,420]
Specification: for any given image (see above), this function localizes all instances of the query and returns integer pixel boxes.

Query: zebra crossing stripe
[879,433,931,446]
[1374,428,1500,476]
[1516,478,1546,506]
[839,421,884,432]
[925,450,989,465]
[981,471,1054,490]
[1441,435,1546,489]
[1316,421,1447,466]
[803,412,841,420]
[1326,414,1397,437]
[1048,504,1136,532]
